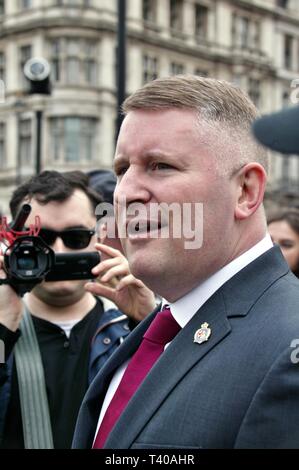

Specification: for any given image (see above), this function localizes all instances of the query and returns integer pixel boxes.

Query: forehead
[23,189,95,228]
[268,220,298,238]
[116,108,207,154]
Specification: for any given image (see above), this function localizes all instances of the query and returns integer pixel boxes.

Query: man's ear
[234,163,267,220]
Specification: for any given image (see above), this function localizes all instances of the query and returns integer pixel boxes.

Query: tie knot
[143,307,181,345]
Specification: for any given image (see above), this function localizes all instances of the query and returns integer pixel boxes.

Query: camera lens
[17,256,37,271]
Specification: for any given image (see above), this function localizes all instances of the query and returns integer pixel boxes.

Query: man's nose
[115,168,150,205]
[51,236,67,253]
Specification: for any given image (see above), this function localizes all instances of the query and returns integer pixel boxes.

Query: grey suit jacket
[73,247,299,449]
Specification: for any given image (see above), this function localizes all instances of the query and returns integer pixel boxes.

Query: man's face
[268,220,299,273]
[23,189,96,305]
[114,109,238,301]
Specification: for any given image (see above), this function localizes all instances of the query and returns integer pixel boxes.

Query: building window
[234,19,260,52]
[51,39,61,81]
[0,122,6,169]
[142,55,158,84]
[250,20,260,51]
[0,1,5,15]
[195,68,208,77]
[232,14,260,51]
[19,0,32,9]
[19,45,32,89]
[233,15,249,49]
[0,51,5,83]
[170,0,183,32]
[239,17,249,49]
[195,4,208,41]
[170,62,185,75]
[55,0,90,5]
[19,119,32,166]
[142,0,156,22]
[83,41,97,84]
[277,0,288,7]
[50,38,97,86]
[284,34,293,70]
[66,40,81,84]
[248,78,261,107]
[49,117,97,163]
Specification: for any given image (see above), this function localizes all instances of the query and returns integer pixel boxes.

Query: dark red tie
[92,307,181,448]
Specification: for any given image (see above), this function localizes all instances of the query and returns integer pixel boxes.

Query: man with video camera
[0,170,155,449]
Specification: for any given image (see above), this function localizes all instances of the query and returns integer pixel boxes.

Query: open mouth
[127,220,162,236]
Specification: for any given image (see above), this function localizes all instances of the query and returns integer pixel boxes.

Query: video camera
[0,204,100,296]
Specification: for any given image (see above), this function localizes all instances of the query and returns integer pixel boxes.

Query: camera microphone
[10,204,31,232]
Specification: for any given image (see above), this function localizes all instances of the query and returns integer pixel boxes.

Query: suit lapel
[105,246,289,448]
[105,290,231,448]
[75,306,161,448]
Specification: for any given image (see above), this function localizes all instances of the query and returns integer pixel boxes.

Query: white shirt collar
[163,234,273,328]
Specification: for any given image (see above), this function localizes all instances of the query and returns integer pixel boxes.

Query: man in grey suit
[73,75,299,449]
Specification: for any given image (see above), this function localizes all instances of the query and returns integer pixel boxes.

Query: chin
[40,280,84,296]
[130,257,161,288]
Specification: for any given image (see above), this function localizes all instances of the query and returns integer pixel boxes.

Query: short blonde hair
[122,75,268,174]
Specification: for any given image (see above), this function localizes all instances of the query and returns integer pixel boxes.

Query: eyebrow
[114,150,174,170]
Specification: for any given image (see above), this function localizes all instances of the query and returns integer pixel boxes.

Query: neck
[158,225,267,303]
[24,291,97,323]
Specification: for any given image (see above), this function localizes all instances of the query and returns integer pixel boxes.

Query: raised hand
[85,242,156,322]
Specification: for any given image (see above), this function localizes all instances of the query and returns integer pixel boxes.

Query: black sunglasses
[37,227,95,250]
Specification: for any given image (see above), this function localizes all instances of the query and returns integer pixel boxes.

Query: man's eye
[115,166,128,176]
[280,241,295,249]
[151,162,173,170]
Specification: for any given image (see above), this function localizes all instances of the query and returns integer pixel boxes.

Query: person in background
[0,170,155,449]
[73,75,299,449]
[87,169,123,253]
[87,169,116,206]
[268,209,299,277]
